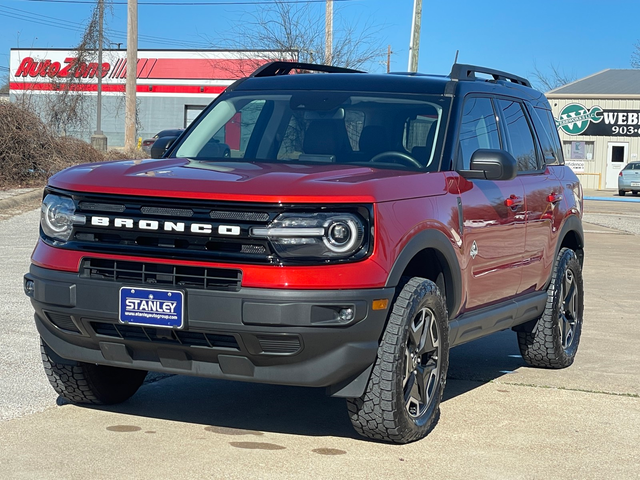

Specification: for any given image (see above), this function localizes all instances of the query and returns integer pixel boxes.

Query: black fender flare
[555,214,584,260]
[545,214,584,287]
[385,229,462,318]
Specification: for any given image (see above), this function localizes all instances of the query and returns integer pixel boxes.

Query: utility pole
[125,0,138,151]
[407,0,422,72]
[386,45,392,73]
[90,0,107,152]
[325,0,333,65]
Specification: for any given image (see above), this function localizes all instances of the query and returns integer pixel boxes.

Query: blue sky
[1,0,640,91]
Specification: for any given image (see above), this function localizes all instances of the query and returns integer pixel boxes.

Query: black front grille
[81,258,242,291]
[257,335,302,354]
[90,321,240,350]
[61,192,283,264]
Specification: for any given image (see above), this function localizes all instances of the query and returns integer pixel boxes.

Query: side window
[535,107,565,165]
[527,104,556,165]
[457,97,500,170]
[497,99,540,172]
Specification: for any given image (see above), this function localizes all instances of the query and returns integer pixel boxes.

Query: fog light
[339,308,354,322]
[24,279,35,296]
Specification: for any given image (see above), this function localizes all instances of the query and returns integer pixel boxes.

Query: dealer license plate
[631,182,640,187]
[119,287,184,328]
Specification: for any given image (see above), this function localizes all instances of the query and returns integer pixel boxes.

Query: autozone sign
[9,49,286,96]
[14,57,110,79]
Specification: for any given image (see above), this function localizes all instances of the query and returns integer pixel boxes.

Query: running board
[449,292,547,347]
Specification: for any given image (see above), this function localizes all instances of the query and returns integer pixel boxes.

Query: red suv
[25,62,584,443]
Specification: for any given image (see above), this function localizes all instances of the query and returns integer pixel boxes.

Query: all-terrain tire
[41,338,147,405]
[517,248,584,368]
[347,277,449,444]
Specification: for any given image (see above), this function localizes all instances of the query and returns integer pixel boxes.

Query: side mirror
[150,136,178,159]
[459,149,517,181]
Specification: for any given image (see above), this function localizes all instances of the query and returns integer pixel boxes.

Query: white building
[9,48,288,146]
[547,69,640,190]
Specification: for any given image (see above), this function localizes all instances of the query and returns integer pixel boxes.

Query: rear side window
[535,107,565,165]
[457,97,501,170]
[497,99,540,172]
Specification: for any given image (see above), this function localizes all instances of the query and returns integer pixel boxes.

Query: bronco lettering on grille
[89,216,241,235]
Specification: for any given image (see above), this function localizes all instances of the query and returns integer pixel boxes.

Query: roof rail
[449,63,531,87]
[250,61,364,78]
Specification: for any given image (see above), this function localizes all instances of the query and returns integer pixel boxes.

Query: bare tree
[632,41,640,68]
[219,0,385,72]
[531,62,576,92]
[0,72,8,94]
[14,1,119,136]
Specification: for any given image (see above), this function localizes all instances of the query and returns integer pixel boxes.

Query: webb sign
[555,103,640,136]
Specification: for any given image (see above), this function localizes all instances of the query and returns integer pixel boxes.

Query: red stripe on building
[136,58,149,78]
[142,58,270,80]
[10,82,227,94]
[139,58,157,79]
[117,60,127,79]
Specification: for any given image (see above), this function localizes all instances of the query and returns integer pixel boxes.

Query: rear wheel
[41,339,147,405]
[347,277,449,444]
[517,248,584,368]
[619,190,626,196]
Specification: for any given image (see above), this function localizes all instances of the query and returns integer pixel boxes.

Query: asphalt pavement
[0,193,638,479]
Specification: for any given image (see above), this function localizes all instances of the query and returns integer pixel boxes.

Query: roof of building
[547,69,640,96]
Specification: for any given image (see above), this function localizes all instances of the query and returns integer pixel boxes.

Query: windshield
[173,91,449,170]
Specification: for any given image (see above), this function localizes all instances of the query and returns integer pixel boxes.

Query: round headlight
[322,216,362,253]
[40,194,84,242]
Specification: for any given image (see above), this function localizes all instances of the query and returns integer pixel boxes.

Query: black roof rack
[449,63,531,87]
[250,61,364,78]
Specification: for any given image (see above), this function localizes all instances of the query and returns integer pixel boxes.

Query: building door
[606,142,628,188]
[184,105,205,128]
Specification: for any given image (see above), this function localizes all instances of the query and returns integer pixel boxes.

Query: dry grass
[0,102,149,189]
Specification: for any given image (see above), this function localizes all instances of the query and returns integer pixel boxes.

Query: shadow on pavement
[79,329,526,439]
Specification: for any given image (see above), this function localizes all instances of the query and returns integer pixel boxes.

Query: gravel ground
[0,208,58,421]
[583,212,640,235]
[0,198,636,424]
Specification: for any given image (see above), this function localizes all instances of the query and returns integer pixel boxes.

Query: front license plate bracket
[119,287,185,329]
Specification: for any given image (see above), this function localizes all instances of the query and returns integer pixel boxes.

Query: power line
[0,5,214,49]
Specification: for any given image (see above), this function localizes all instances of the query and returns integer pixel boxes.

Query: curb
[0,189,42,211]
[584,196,640,203]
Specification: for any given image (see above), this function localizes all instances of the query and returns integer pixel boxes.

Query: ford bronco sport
[25,62,584,444]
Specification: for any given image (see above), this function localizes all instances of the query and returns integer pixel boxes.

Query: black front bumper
[26,265,393,398]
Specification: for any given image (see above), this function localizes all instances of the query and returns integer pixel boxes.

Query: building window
[184,105,206,128]
[563,141,594,160]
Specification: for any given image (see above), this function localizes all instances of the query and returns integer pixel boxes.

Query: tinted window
[535,107,564,165]
[498,99,539,172]
[174,92,448,170]
[457,97,500,170]
[624,162,640,170]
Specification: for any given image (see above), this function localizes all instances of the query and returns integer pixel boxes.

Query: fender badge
[470,241,478,259]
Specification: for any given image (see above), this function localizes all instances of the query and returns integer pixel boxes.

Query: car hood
[48,158,450,203]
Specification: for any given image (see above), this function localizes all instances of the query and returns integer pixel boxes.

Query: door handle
[547,193,563,204]
[505,195,523,208]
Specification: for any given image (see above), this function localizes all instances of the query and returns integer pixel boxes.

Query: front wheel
[517,248,584,368]
[347,277,449,444]
[41,339,147,405]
